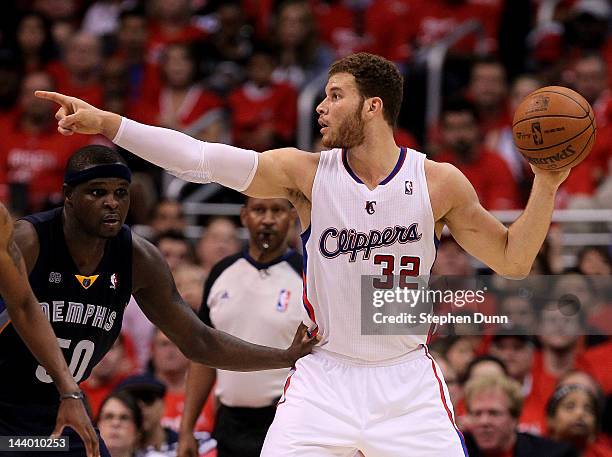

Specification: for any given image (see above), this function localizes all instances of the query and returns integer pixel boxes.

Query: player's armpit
[440,166,524,278]
[245,148,319,201]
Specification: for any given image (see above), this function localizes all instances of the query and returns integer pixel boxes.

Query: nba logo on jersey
[405,180,413,195]
[110,273,118,289]
[276,289,291,312]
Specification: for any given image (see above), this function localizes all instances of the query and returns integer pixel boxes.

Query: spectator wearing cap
[115,374,216,456]
[547,384,612,457]
[116,374,178,455]
[465,375,578,457]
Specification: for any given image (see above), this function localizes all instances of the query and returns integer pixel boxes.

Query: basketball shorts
[0,400,111,457]
[261,346,468,457]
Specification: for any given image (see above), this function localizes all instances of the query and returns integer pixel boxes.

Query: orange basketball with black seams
[512,86,596,171]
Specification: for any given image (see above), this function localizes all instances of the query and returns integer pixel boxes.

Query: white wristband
[113,117,258,191]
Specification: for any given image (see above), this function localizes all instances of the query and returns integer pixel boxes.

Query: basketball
[512,86,596,171]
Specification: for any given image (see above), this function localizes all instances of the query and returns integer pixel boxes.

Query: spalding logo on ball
[512,86,596,171]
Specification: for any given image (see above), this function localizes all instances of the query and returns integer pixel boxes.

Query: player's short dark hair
[65,145,128,176]
[97,390,143,430]
[328,52,403,128]
[441,97,479,123]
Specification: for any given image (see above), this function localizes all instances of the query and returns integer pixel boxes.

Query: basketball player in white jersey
[37,52,570,456]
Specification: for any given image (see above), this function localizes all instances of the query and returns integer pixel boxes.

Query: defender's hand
[52,397,100,457]
[34,91,107,136]
[285,323,319,365]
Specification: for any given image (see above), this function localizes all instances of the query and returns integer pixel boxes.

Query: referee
[178,197,305,457]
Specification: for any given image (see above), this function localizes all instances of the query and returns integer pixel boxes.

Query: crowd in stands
[0,0,611,456]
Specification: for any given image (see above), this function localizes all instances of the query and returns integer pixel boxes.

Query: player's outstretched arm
[34,91,317,200]
[0,206,99,457]
[439,163,569,278]
[132,234,317,370]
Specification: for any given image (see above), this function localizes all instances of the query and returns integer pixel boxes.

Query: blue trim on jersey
[341,148,363,184]
[300,226,311,277]
[456,429,469,456]
[342,147,407,186]
[379,147,407,185]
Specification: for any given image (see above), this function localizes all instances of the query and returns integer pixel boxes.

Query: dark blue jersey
[0,207,132,405]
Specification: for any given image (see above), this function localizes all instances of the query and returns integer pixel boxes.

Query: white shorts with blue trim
[261,346,468,457]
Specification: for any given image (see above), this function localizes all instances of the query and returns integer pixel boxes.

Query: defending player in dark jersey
[0,204,99,457]
[0,145,316,456]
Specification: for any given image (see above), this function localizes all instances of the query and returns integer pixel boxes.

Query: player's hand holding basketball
[34,91,121,138]
[286,323,319,364]
[52,394,100,457]
[513,86,596,188]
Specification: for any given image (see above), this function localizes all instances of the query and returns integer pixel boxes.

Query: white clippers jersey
[302,147,438,363]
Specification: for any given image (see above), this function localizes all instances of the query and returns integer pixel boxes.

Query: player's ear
[365,97,383,118]
[63,184,74,203]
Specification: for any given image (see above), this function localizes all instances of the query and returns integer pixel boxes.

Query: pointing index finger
[34,91,71,109]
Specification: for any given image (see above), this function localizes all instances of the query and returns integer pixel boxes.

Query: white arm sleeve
[112,117,258,191]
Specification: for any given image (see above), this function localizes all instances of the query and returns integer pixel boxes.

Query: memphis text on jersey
[319,223,422,262]
[39,300,118,331]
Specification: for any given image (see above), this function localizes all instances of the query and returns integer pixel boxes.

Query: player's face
[316,73,366,149]
[242,198,295,254]
[469,389,517,453]
[66,177,130,239]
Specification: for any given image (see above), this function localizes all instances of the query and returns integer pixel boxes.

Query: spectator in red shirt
[0,71,89,212]
[468,57,510,137]
[485,74,543,183]
[436,98,521,210]
[228,49,298,151]
[10,12,58,75]
[81,334,134,418]
[135,43,225,143]
[547,384,612,457]
[200,2,254,95]
[113,7,159,105]
[146,0,208,65]
[568,54,612,183]
[310,0,412,63]
[47,32,104,107]
[270,0,335,90]
[150,329,215,433]
[406,0,504,56]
